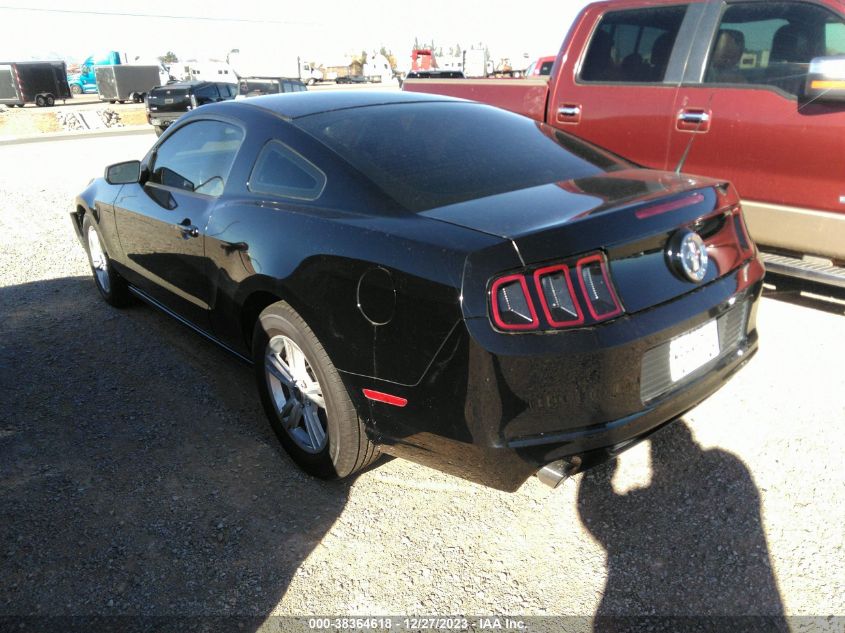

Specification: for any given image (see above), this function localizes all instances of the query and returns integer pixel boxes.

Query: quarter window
[704,2,845,96]
[580,6,688,83]
[150,120,244,197]
[248,140,326,200]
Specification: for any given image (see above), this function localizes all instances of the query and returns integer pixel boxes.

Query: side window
[704,2,841,95]
[580,5,688,83]
[194,83,219,104]
[150,120,244,197]
[248,140,326,201]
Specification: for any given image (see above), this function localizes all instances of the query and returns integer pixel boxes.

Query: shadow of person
[0,276,358,631]
[577,421,787,632]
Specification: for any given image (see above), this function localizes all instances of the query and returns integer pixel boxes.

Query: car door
[548,2,701,168]
[667,0,845,258]
[113,118,245,328]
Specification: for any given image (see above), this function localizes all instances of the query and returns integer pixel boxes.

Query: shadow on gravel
[0,276,352,629]
[577,421,787,632]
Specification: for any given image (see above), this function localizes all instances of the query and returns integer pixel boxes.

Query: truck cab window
[704,2,844,96]
[580,5,688,83]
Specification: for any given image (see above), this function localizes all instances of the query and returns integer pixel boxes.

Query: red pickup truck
[404,0,845,287]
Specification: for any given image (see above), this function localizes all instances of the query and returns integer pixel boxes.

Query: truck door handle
[557,104,582,123]
[679,111,710,124]
[176,219,199,238]
[677,109,712,132]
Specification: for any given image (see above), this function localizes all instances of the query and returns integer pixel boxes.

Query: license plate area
[669,319,720,382]
[640,301,748,403]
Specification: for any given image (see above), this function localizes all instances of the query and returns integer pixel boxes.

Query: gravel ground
[0,134,843,630]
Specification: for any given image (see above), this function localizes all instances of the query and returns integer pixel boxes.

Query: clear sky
[0,0,595,68]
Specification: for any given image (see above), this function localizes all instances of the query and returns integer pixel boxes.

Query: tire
[70,84,82,95]
[81,215,130,307]
[35,95,46,107]
[45,94,55,107]
[153,125,165,137]
[253,301,379,479]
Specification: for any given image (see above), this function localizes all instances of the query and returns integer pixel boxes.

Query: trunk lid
[434,170,755,319]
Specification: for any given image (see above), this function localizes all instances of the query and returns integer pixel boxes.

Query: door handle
[678,111,710,124]
[557,104,582,123]
[176,219,199,238]
[677,109,712,132]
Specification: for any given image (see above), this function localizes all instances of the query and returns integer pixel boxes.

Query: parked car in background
[145,80,237,136]
[335,74,368,84]
[236,77,307,99]
[405,69,466,79]
[404,0,845,288]
[525,56,556,77]
[73,91,763,492]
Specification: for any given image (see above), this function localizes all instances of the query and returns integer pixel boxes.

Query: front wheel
[153,125,165,137]
[253,301,379,479]
[82,215,129,307]
[70,84,82,95]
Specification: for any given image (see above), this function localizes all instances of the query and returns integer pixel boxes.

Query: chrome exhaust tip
[536,458,580,489]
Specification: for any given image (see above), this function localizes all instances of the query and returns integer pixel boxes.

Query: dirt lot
[0,134,843,630]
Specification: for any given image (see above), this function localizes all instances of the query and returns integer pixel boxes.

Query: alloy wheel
[264,335,327,453]
[87,226,110,293]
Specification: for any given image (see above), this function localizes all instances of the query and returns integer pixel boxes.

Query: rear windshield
[296,102,630,212]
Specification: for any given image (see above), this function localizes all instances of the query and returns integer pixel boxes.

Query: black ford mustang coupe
[72,91,764,491]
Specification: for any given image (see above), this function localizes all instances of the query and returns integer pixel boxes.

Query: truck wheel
[35,95,46,107]
[153,125,165,137]
[45,95,55,107]
[70,84,81,95]
[109,100,116,104]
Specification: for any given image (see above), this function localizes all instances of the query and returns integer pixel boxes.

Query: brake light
[490,275,539,331]
[533,265,584,327]
[634,192,706,220]
[489,252,623,332]
[576,254,623,320]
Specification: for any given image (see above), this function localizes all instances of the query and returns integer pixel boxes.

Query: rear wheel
[82,215,129,307]
[253,301,379,479]
[45,94,55,107]
[35,95,46,107]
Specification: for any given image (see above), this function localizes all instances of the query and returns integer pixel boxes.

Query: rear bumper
[348,263,763,492]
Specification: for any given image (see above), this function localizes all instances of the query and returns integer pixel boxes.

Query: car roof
[238,89,462,120]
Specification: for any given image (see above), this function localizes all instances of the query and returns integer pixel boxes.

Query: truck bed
[402,78,549,121]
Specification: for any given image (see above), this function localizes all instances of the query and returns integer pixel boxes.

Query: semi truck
[68,52,171,95]
[0,61,72,107]
[94,65,162,103]
[404,0,845,288]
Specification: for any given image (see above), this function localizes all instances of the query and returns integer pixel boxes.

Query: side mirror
[803,55,845,104]
[105,160,141,185]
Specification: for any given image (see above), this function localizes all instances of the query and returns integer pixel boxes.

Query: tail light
[533,265,584,327]
[576,254,623,320]
[490,275,539,331]
[489,252,623,333]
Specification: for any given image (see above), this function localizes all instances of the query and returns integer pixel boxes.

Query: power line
[0,5,318,25]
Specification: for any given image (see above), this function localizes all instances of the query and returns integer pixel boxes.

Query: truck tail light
[533,265,584,327]
[490,275,539,331]
[576,254,623,320]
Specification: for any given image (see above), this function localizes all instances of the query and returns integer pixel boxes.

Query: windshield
[296,102,631,212]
